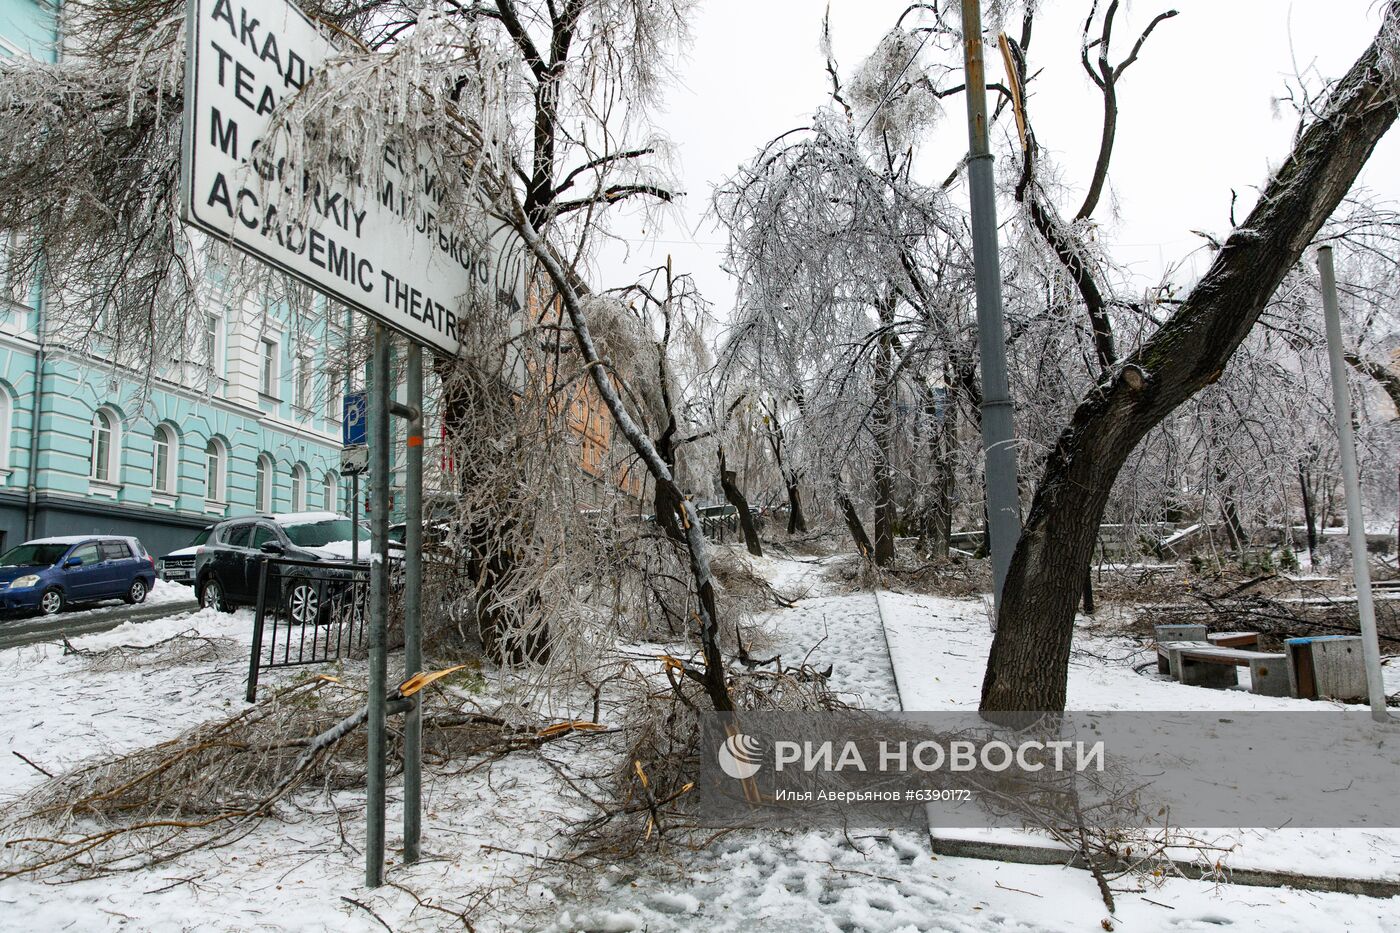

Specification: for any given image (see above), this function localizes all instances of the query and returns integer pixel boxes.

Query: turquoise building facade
[1,0,349,557]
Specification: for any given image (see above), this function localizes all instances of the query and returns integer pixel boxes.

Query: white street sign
[341,444,368,475]
[179,0,525,356]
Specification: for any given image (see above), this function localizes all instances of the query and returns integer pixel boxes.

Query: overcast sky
[595,0,1400,318]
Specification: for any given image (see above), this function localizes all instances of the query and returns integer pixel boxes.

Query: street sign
[341,444,368,476]
[179,0,526,356]
[343,391,367,446]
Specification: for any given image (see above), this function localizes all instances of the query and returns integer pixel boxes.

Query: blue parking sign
[343,391,368,446]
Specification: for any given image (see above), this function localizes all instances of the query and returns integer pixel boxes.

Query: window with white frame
[323,470,338,512]
[205,438,226,502]
[291,464,307,511]
[325,376,341,423]
[255,453,274,512]
[259,337,279,396]
[152,424,177,495]
[203,312,223,375]
[294,353,312,412]
[89,408,120,484]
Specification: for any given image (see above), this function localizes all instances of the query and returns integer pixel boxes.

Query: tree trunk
[718,448,762,557]
[980,20,1399,714]
[652,431,687,545]
[763,400,808,535]
[974,493,990,560]
[1299,460,1319,566]
[437,361,552,664]
[925,381,957,560]
[653,482,686,544]
[1214,465,1249,551]
[1222,500,1248,551]
[872,295,897,566]
[1081,566,1095,616]
[838,493,875,561]
[785,473,807,534]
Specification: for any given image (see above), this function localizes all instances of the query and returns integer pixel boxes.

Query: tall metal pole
[403,344,424,863]
[1317,246,1393,723]
[347,306,358,567]
[959,0,1021,608]
[365,323,391,886]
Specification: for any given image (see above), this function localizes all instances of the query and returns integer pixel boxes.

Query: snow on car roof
[25,535,142,546]
[271,512,346,526]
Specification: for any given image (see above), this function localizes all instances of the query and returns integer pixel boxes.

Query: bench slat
[1177,646,1285,666]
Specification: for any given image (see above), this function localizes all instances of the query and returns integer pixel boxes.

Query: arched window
[89,408,120,483]
[152,424,177,494]
[291,463,307,511]
[205,438,227,503]
[255,453,274,512]
[323,470,339,512]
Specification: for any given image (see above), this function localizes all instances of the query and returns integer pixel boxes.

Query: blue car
[0,536,157,616]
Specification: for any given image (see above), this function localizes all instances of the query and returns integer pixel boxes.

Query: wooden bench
[1160,643,1288,691]
[1207,631,1259,648]
[1155,631,1258,673]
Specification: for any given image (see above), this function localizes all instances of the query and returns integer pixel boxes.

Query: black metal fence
[246,556,371,701]
[698,505,761,543]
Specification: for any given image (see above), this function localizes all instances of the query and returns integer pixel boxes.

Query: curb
[928,832,1400,899]
[871,589,906,713]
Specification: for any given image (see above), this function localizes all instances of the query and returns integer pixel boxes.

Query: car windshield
[189,528,211,546]
[283,519,366,548]
[0,543,71,567]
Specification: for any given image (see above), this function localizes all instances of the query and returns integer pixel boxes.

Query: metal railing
[246,556,371,701]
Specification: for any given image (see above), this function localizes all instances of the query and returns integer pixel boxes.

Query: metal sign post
[365,324,391,888]
[403,344,424,864]
[363,328,426,886]
[1317,246,1395,725]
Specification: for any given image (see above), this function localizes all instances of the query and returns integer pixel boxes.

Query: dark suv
[194,512,368,622]
[157,525,213,586]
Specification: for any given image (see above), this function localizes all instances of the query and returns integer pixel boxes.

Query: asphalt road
[0,596,200,650]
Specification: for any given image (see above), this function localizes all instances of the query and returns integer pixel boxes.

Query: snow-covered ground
[1,553,1397,931]
[1,604,251,790]
[878,589,1400,898]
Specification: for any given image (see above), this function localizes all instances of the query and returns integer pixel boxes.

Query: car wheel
[287,580,321,625]
[200,577,230,613]
[38,588,65,616]
[123,578,148,605]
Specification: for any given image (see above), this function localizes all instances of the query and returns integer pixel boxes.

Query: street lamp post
[959,0,1021,609]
